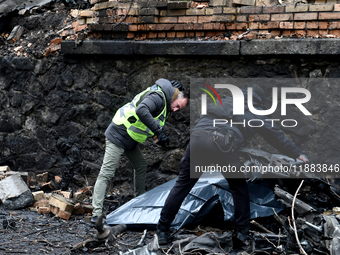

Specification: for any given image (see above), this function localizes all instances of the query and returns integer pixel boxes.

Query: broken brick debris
[49,193,75,220]
[32,191,46,201]
[7,25,24,44]
[36,172,48,184]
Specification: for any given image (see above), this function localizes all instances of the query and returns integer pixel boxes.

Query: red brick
[125,17,137,23]
[294,13,318,20]
[198,16,213,23]
[213,23,221,30]
[237,15,247,22]
[259,21,279,29]
[213,7,223,14]
[203,23,214,30]
[174,24,184,30]
[330,21,340,29]
[167,10,186,16]
[155,24,166,30]
[49,205,59,215]
[73,205,85,215]
[282,30,293,36]
[216,31,224,36]
[139,33,148,40]
[158,32,166,38]
[294,21,305,29]
[223,7,237,14]
[147,24,156,30]
[38,207,50,214]
[271,14,293,21]
[262,6,284,13]
[285,5,308,13]
[236,22,248,30]
[219,23,226,29]
[307,30,320,37]
[159,10,167,16]
[240,6,262,13]
[138,16,159,23]
[138,24,147,31]
[205,31,216,36]
[183,23,194,30]
[127,32,135,38]
[319,30,328,36]
[149,32,157,38]
[104,24,113,31]
[259,29,269,33]
[335,4,340,11]
[226,23,236,29]
[329,29,340,36]
[307,21,318,29]
[249,14,270,21]
[164,24,175,30]
[294,30,306,37]
[58,210,72,220]
[280,22,293,29]
[167,32,176,38]
[196,31,205,37]
[178,16,198,23]
[212,15,235,22]
[319,21,330,29]
[319,13,340,20]
[117,9,127,16]
[106,9,114,16]
[194,23,203,30]
[270,30,281,36]
[309,4,333,12]
[176,32,186,37]
[75,24,87,32]
[249,22,258,29]
[159,17,177,23]
[186,32,195,37]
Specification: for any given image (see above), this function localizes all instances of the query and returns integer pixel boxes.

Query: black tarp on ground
[106,172,284,229]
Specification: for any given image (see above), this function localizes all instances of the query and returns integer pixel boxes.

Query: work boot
[91,216,99,224]
[233,231,254,253]
[156,229,170,245]
[91,216,108,226]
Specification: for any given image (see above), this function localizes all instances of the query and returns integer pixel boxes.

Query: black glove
[170,80,185,92]
[155,128,169,146]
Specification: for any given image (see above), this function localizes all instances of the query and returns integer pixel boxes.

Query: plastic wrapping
[106,172,284,229]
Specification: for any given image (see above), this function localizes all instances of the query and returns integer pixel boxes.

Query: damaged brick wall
[63,0,340,41]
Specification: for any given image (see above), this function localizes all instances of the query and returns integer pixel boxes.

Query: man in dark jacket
[91,78,188,224]
[157,85,307,246]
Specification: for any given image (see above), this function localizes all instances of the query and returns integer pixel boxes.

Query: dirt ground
[0,203,157,255]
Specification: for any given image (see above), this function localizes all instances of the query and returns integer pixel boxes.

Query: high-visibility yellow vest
[112,85,168,143]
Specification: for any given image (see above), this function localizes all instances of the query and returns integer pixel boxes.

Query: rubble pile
[0,165,94,222]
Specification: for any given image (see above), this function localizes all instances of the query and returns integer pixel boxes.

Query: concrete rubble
[0,165,94,221]
[0,173,34,210]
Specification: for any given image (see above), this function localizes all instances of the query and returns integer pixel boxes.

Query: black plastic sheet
[106,172,284,229]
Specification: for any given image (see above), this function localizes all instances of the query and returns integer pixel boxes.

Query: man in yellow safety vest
[91,78,188,224]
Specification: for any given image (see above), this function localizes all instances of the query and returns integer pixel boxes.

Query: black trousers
[158,130,250,234]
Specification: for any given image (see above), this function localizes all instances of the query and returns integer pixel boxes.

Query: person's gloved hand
[154,128,169,146]
[170,80,185,92]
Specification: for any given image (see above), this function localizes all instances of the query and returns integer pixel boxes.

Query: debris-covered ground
[2,162,340,255]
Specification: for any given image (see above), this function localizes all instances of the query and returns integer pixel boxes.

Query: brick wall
[63,0,340,40]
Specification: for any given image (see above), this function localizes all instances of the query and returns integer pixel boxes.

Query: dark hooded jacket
[193,90,301,159]
[105,79,175,150]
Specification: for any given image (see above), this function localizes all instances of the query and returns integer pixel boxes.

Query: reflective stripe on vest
[112,85,167,143]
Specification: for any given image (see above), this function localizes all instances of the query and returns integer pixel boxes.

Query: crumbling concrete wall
[0,53,339,194]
